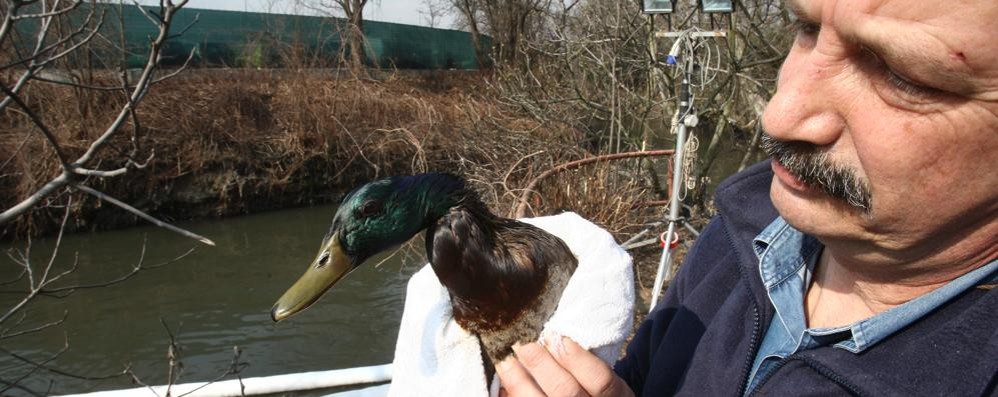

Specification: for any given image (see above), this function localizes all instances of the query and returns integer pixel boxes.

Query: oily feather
[428,205,578,365]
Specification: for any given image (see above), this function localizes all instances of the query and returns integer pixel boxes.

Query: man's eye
[860,46,943,106]
[790,19,820,37]
[884,69,938,99]
[789,19,819,48]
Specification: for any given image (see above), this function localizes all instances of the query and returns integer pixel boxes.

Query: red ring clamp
[659,231,681,249]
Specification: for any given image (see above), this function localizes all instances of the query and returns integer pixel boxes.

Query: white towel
[388,212,635,397]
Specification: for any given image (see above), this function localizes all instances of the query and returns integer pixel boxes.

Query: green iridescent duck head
[271,173,467,322]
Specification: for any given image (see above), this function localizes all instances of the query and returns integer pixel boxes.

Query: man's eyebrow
[849,28,976,93]
[785,0,807,19]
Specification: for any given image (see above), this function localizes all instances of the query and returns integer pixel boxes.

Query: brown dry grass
[2,70,663,240]
[2,68,678,317]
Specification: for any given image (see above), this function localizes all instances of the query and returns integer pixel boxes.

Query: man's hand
[494,336,635,397]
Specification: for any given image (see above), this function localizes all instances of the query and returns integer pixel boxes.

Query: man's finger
[511,342,589,397]
[549,337,634,397]
[495,354,546,397]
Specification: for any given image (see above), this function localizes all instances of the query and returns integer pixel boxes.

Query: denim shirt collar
[752,217,998,353]
[753,218,822,289]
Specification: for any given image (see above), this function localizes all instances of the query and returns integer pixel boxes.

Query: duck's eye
[316,251,330,268]
[357,200,382,218]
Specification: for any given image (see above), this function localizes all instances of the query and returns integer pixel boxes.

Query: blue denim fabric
[743,217,998,395]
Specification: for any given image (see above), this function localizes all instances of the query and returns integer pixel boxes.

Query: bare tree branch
[0,343,127,381]
[74,185,216,246]
[0,335,68,396]
[39,245,197,297]
[0,1,250,393]
[0,196,72,325]
[162,318,182,397]
[0,82,74,168]
[11,0,83,20]
[0,377,44,397]
[177,346,249,397]
[0,311,66,340]
[1,0,213,247]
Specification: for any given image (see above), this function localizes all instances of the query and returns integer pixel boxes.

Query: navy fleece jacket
[614,161,998,397]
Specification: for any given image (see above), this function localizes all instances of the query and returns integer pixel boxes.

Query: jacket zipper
[727,220,764,397]
[735,304,762,397]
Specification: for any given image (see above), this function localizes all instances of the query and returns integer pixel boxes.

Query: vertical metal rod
[650,58,693,312]
[649,218,677,312]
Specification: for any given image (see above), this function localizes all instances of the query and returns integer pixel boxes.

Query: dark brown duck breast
[428,205,577,367]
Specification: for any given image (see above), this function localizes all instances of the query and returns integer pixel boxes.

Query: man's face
[762,0,998,264]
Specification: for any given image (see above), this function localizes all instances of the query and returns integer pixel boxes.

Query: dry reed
[2,70,662,239]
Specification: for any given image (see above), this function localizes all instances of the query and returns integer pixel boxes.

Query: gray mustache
[760,134,872,212]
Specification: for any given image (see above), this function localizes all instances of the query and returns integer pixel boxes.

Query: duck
[271,172,578,381]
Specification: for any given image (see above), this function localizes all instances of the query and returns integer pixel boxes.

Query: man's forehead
[791,0,998,94]
[789,0,996,37]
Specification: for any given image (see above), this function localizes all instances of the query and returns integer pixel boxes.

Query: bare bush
[291,0,378,72]
[0,0,210,242]
[0,0,256,393]
[448,0,553,70]
[470,0,793,212]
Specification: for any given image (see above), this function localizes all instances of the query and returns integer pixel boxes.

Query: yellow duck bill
[271,233,354,322]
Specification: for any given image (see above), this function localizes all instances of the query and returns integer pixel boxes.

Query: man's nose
[761,44,846,147]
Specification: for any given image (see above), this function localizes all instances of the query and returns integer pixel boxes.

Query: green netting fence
[12,3,490,69]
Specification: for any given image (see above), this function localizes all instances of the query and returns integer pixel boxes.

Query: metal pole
[649,58,693,312]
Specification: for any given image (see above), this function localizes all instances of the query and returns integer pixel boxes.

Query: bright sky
[166,0,447,27]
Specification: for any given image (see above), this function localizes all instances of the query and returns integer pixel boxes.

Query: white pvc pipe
[57,364,393,397]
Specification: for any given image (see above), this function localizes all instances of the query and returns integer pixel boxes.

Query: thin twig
[0,83,72,168]
[74,185,215,246]
[0,344,126,381]
[0,377,43,397]
[161,318,183,397]
[0,198,72,325]
[0,338,67,396]
[177,346,250,397]
[40,246,196,297]
[0,311,67,340]
[10,0,83,20]
[513,149,674,218]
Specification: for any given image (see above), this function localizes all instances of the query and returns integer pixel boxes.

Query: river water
[0,204,422,395]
